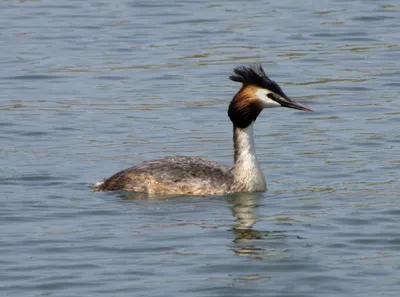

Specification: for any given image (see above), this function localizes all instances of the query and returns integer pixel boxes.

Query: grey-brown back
[95,156,234,195]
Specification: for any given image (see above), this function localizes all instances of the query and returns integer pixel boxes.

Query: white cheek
[262,98,281,108]
[255,89,281,108]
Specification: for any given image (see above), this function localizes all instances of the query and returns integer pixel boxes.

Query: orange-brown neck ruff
[228,85,264,129]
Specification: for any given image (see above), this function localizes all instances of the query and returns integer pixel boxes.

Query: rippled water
[1,0,400,296]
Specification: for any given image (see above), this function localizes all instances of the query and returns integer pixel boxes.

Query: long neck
[232,124,266,192]
[233,124,257,165]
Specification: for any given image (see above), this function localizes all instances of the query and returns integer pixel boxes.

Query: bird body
[93,65,312,195]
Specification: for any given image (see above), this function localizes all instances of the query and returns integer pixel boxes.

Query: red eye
[267,93,275,99]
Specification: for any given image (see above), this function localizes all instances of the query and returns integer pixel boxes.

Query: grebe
[93,65,313,195]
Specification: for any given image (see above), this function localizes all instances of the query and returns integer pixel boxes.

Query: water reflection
[230,192,260,233]
[117,190,287,259]
[229,193,286,258]
[118,191,152,200]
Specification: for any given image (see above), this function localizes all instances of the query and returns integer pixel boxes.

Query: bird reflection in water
[117,191,287,259]
[229,192,286,258]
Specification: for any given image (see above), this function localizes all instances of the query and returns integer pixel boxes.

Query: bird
[92,65,313,196]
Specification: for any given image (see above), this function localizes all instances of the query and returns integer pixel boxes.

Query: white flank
[93,180,104,188]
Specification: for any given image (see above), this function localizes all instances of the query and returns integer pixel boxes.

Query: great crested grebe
[93,65,313,195]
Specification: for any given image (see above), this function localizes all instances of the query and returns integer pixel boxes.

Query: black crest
[229,65,284,96]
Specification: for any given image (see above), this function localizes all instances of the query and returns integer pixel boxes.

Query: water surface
[1,0,400,296]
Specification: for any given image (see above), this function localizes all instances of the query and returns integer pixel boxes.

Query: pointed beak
[275,95,313,112]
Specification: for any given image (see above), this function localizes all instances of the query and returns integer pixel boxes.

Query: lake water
[1,0,400,296]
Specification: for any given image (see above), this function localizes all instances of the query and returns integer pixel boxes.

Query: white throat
[232,123,266,192]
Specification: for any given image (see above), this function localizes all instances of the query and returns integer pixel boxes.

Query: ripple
[0,75,72,80]
[1,0,400,297]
